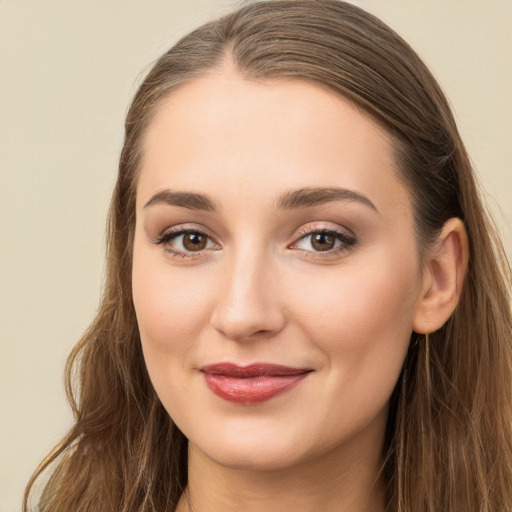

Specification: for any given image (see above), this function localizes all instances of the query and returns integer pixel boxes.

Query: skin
[132,66,467,512]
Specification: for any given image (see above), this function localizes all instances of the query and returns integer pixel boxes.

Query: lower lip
[203,373,309,404]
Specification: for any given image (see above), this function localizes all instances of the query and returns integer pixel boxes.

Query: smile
[200,363,312,404]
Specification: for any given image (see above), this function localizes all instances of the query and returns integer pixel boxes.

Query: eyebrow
[143,187,378,213]
[275,187,378,213]
[144,190,217,211]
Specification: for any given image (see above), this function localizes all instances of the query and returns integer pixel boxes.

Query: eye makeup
[152,222,356,261]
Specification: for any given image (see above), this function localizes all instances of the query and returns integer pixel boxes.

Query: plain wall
[1,1,510,510]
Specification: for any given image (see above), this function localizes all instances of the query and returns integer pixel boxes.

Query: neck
[176,422,387,512]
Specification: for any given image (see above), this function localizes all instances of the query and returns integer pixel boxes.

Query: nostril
[210,309,286,342]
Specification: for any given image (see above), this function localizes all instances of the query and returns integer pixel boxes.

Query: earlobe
[413,218,469,334]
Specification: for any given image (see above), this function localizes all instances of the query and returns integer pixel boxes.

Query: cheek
[132,255,217,425]
[284,253,419,435]
[286,247,420,376]
[132,246,216,378]
[133,271,199,349]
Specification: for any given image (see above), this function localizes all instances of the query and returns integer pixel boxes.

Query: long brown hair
[24,1,512,511]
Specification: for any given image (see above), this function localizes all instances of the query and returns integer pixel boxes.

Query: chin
[203,444,304,472]
[189,427,311,472]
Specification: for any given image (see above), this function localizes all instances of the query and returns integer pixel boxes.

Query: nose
[210,248,286,342]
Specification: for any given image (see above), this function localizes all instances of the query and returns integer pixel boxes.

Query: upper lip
[200,363,312,378]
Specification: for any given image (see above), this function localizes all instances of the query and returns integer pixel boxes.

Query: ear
[413,218,469,334]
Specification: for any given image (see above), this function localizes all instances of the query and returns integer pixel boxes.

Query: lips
[200,363,312,404]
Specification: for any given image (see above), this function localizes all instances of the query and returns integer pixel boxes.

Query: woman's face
[132,70,424,471]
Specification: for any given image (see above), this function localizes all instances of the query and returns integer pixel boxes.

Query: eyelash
[154,225,356,260]
[154,225,218,259]
[293,226,356,258]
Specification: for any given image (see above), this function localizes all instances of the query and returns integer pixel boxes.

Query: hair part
[25,1,512,511]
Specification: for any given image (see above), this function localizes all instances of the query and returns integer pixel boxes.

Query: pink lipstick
[201,363,311,404]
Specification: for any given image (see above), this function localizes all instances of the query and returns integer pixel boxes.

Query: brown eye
[182,232,207,251]
[156,228,218,257]
[292,227,356,257]
[311,232,336,251]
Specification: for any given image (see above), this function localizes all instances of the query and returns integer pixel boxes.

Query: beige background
[1,1,510,510]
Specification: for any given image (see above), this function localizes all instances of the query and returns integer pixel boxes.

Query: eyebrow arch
[143,186,379,214]
[275,187,379,213]
[144,190,218,211]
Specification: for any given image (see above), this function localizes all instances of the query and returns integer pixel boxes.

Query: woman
[24,1,512,511]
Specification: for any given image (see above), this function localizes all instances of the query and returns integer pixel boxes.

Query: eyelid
[153,224,205,242]
[294,223,355,241]
[288,223,356,257]
[152,222,356,260]
[153,224,221,259]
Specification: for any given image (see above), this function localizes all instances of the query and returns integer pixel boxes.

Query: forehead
[137,69,412,222]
